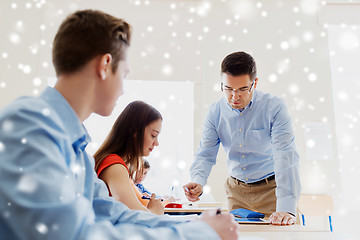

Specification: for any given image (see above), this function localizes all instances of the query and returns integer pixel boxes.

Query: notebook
[234,217,270,224]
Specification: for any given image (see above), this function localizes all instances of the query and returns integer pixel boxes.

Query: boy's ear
[254,78,258,89]
[98,53,112,80]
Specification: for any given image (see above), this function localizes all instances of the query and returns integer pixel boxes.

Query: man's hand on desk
[269,212,295,225]
[183,183,203,202]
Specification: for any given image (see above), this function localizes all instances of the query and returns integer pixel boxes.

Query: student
[0,9,238,239]
[134,158,152,196]
[94,101,164,215]
[184,51,301,226]
[134,159,177,203]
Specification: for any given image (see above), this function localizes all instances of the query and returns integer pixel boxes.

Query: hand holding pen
[142,195,163,202]
[183,182,203,202]
[145,193,164,215]
[200,209,238,240]
[216,208,222,215]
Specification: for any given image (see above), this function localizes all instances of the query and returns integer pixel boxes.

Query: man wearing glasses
[184,51,301,226]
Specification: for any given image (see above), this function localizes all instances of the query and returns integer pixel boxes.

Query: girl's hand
[147,193,164,215]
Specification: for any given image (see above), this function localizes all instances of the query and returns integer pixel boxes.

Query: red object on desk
[165,203,183,208]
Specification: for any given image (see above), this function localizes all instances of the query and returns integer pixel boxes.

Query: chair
[297,194,334,232]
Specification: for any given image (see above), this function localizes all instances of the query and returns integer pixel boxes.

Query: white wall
[1,0,359,235]
[319,1,360,235]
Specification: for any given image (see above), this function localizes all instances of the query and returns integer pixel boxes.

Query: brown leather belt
[231,175,275,185]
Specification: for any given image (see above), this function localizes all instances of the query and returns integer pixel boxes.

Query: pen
[216,208,221,215]
[142,196,163,201]
[184,186,190,194]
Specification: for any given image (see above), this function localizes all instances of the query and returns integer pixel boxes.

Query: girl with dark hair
[94,100,164,215]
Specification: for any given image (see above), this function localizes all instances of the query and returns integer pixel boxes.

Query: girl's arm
[99,164,149,212]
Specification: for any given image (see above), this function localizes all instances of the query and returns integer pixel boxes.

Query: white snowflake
[9,33,21,44]
[268,74,277,83]
[177,160,186,170]
[42,108,51,116]
[300,0,317,15]
[16,21,24,31]
[42,62,49,68]
[35,222,48,235]
[0,142,5,152]
[70,163,82,175]
[289,84,299,95]
[17,174,38,193]
[2,120,14,132]
[25,2,32,9]
[280,41,289,50]
[21,65,32,74]
[162,65,173,75]
[146,26,153,32]
[337,91,349,102]
[203,185,211,194]
[303,31,314,42]
[308,73,317,82]
[3,208,11,218]
[33,78,42,86]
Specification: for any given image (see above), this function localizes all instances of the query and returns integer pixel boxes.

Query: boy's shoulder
[1,95,47,119]
[0,94,66,136]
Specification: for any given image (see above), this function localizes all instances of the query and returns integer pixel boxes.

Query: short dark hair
[52,9,132,76]
[94,101,162,179]
[221,51,257,81]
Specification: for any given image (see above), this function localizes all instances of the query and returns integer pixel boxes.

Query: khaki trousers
[224,176,277,217]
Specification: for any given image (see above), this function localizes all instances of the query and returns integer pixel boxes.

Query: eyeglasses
[221,82,255,95]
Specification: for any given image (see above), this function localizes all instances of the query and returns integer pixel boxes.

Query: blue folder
[230,208,265,218]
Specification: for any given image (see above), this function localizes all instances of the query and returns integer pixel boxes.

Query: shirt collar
[40,87,91,148]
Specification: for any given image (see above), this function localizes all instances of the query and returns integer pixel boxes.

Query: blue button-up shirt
[191,89,301,214]
[0,87,218,240]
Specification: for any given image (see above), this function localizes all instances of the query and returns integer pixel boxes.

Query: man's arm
[270,100,301,218]
[185,107,221,201]
[190,107,221,187]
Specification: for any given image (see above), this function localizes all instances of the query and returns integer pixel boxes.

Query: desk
[165,206,358,239]
[237,232,354,240]
[165,204,227,215]
[237,225,356,240]
[238,224,326,232]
